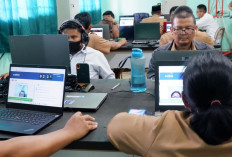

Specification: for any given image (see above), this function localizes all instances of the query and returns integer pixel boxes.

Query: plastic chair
[214,27,225,49]
[133,13,149,23]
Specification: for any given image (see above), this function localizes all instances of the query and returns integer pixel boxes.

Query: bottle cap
[132,48,143,57]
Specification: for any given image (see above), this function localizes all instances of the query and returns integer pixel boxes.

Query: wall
[186,0,232,51]
[56,0,80,28]
[101,0,232,51]
[101,0,162,23]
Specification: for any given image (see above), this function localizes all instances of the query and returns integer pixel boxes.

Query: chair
[214,27,225,49]
[133,13,149,23]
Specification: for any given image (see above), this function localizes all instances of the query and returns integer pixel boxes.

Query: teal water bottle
[130,48,146,92]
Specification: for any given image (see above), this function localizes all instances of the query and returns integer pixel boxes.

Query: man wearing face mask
[59,19,115,79]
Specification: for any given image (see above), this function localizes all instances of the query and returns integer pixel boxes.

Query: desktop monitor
[9,34,71,73]
[163,21,172,33]
[134,23,160,40]
[119,15,135,40]
[90,28,103,38]
[92,24,110,40]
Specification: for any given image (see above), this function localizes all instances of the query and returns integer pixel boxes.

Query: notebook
[90,28,103,38]
[9,34,71,73]
[0,64,66,135]
[133,23,160,44]
[92,24,110,40]
[155,61,186,112]
[64,92,107,111]
[119,15,134,40]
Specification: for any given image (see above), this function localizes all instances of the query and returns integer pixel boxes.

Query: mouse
[81,83,95,92]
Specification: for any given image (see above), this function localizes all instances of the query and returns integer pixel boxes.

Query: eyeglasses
[172,27,195,34]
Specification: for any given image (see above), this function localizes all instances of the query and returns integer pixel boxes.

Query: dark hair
[152,10,161,15]
[74,12,91,30]
[183,52,232,145]
[171,5,196,25]
[59,19,82,33]
[169,6,179,15]
[103,11,115,18]
[197,4,207,13]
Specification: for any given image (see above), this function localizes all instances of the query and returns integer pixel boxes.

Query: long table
[105,45,159,68]
[0,79,155,151]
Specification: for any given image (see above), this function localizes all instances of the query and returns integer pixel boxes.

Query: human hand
[63,112,97,140]
[0,73,9,79]
[118,38,127,46]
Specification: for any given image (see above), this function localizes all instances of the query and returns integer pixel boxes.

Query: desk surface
[0,79,155,150]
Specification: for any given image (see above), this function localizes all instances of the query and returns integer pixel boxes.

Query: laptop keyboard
[0,108,56,125]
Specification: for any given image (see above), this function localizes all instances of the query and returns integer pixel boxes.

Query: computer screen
[8,66,65,108]
[119,17,134,26]
[134,23,160,40]
[9,35,71,73]
[119,15,134,40]
[91,24,110,40]
[159,65,185,106]
[166,23,172,32]
[90,28,103,38]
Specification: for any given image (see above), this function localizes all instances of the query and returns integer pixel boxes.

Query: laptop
[153,50,219,65]
[133,23,160,44]
[64,92,107,111]
[92,24,110,40]
[0,64,66,135]
[155,61,186,112]
[9,34,71,73]
[119,15,134,40]
[90,28,103,38]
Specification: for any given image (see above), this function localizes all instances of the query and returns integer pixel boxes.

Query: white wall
[101,0,162,23]
[56,0,80,28]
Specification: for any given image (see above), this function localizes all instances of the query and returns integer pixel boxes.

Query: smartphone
[128,109,146,115]
[76,63,90,84]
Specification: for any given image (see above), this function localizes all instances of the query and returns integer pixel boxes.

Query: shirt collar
[171,41,196,51]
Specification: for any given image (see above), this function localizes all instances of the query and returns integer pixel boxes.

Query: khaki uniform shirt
[88,33,111,54]
[160,31,214,47]
[140,15,167,35]
[98,21,119,39]
[108,111,232,157]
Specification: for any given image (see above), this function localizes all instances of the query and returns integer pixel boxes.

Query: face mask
[69,41,81,53]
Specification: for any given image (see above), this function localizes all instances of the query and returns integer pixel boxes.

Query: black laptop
[155,61,186,112]
[9,34,71,73]
[0,64,66,135]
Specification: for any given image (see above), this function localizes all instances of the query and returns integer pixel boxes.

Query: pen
[111,83,121,91]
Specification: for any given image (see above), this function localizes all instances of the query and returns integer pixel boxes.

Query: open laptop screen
[90,28,103,38]
[155,61,186,111]
[134,23,160,40]
[8,66,65,108]
[120,16,134,26]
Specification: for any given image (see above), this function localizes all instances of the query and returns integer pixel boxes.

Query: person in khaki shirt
[107,51,232,157]
[98,11,119,39]
[141,5,167,35]
[160,31,214,46]
[160,6,214,46]
[75,12,127,54]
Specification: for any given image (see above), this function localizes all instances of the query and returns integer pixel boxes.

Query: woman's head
[182,52,232,145]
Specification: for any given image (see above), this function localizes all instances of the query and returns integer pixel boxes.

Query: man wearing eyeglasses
[147,6,214,79]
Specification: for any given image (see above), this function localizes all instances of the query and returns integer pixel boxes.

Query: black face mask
[69,41,81,53]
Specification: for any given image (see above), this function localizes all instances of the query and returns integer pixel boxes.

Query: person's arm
[147,51,157,79]
[110,39,127,50]
[107,112,160,156]
[196,14,210,27]
[0,73,9,79]
[111,24,119,39]
[96,52,115,79]
[0,112,97,157]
